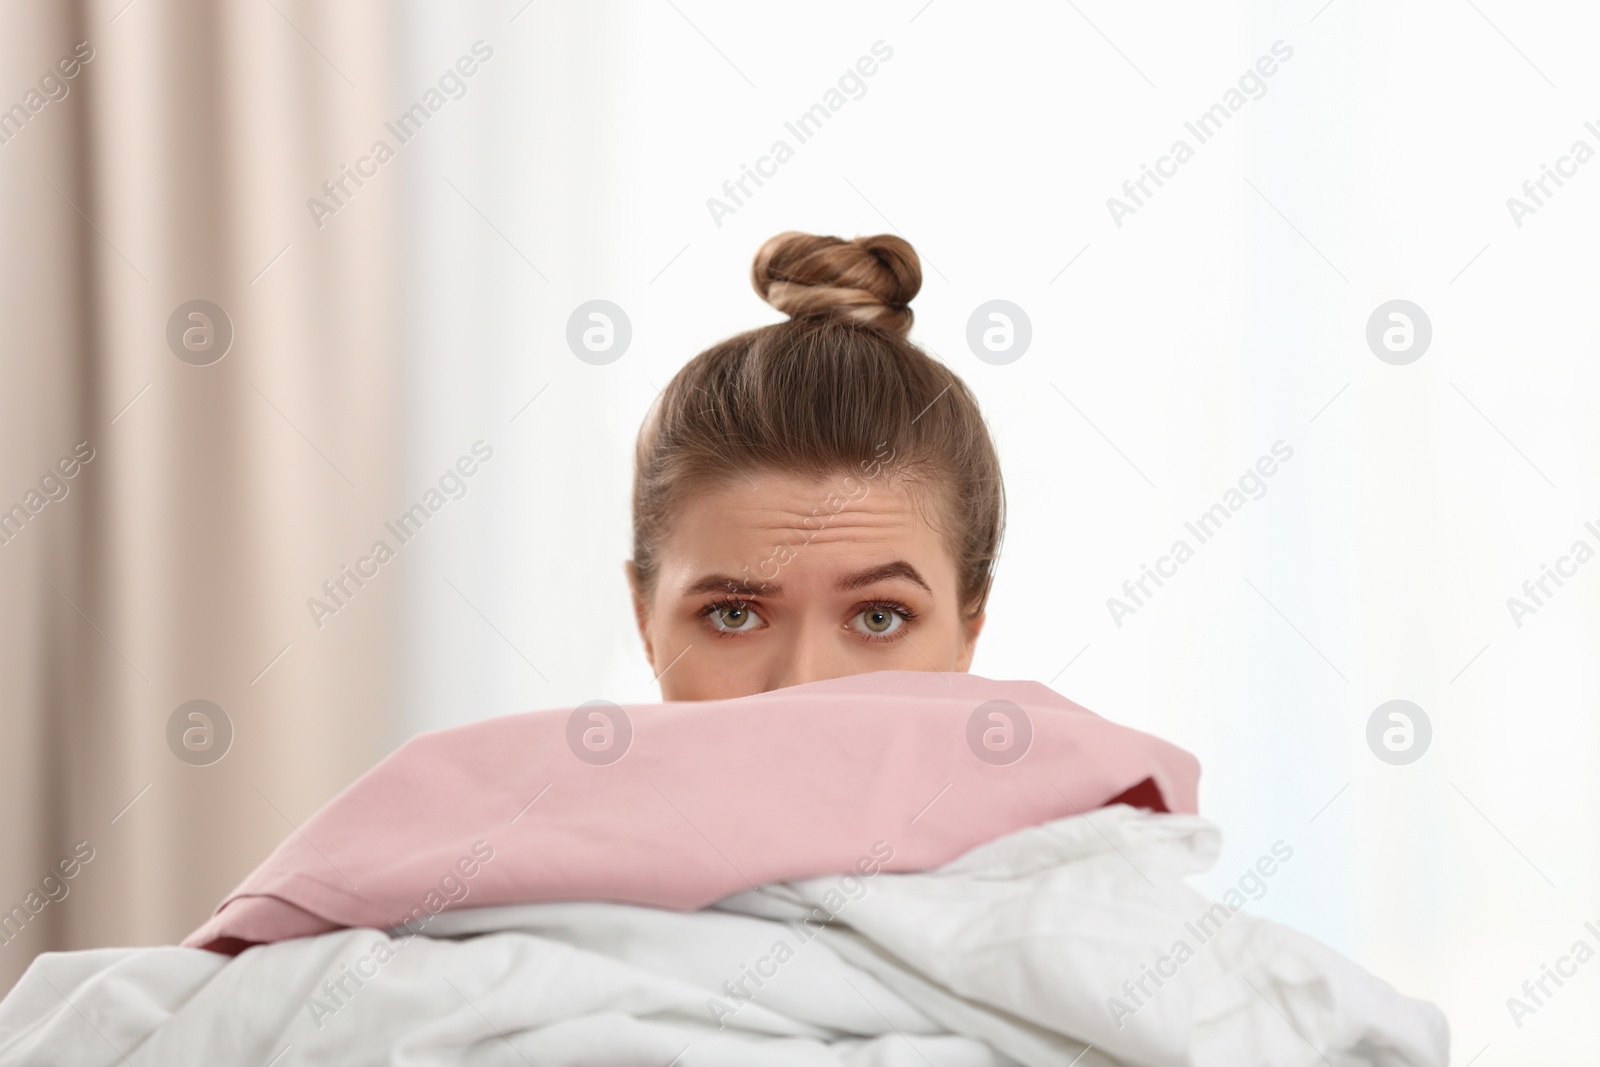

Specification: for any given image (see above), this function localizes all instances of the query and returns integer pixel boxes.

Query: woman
[0,233,1449,1067]
[627,230,1001,700]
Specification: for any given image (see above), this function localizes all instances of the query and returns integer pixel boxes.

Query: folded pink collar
[184,670,1200,953]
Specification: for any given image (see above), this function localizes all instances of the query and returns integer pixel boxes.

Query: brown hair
[631,231,1005,620]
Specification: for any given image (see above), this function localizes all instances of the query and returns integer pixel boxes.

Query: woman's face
[627,470,985,701]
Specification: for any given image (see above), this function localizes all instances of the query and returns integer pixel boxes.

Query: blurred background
[2,0,1597,1061]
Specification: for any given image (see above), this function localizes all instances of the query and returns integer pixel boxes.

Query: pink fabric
[184,670,1200,953]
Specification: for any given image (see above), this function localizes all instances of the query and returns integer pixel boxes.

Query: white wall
[397,2,1600,1061]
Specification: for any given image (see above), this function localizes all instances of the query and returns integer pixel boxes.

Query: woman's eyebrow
[683,574,778,597]
[836,560,932,594]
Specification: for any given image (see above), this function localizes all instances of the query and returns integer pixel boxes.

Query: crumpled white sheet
[0,806,1448,1066]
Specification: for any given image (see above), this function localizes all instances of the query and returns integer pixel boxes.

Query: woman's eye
[850,604,908,638]
[706,601,764,633]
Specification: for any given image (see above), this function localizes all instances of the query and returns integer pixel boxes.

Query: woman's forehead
[680,471,916,524]
[657,474,958,594]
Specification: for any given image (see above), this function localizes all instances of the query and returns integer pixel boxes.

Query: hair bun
[751,232,922,337]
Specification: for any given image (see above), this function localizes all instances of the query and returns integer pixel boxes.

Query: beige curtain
[0,0,404,992]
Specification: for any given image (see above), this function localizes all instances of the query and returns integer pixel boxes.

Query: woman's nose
[765,621,846,693]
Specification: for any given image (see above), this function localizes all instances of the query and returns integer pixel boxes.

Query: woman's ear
[954,608,985,671]
[623,561,654,666]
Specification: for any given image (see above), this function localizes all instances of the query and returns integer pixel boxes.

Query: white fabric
[0,806,1447,1066]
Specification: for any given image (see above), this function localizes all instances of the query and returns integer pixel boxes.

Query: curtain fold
[0,0,405,992]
